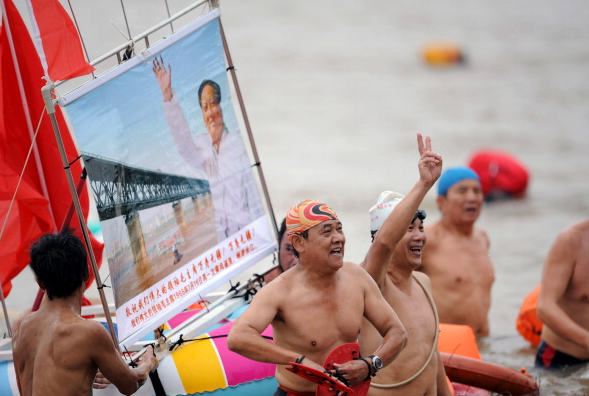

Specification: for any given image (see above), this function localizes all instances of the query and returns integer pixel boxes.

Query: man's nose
[332,231,344,243]
[413,230,425,241]
[466,189,479,200]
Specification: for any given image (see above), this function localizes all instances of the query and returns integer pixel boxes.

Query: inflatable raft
[0,320,539,396]
[0,318,276,396]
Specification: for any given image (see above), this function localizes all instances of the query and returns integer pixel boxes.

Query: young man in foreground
[12,230,157,396]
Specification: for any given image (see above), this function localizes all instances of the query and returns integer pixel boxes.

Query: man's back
[421,221,494,337]
[14,305,102,396]
[13,302,151,396]
[14,230,157,396]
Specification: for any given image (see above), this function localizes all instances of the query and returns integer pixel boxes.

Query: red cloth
[468,150,529,199]
[0,0,103,297]
[30,0,94,81]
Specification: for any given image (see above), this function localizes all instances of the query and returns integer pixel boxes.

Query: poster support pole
[41,83,120,351]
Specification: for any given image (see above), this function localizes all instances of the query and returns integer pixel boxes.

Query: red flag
[1,0,103,297]
[28,0,94,81]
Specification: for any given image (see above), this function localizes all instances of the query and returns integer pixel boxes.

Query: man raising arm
[360,133,451,396]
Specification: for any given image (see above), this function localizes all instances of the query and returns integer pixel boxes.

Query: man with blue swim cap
[419,166,495,338]
[437,166,480,196]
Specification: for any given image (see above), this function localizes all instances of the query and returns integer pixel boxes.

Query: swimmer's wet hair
[29,229,89,300]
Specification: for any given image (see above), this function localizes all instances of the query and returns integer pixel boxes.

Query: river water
[4,0,589,394]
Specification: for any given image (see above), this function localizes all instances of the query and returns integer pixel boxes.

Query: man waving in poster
[152,55,262,242]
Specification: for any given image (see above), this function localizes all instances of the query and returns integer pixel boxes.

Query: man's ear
[436,195,445,211]
[289,234,305,255]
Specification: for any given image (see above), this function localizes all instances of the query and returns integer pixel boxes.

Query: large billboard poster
[61,10,275,347]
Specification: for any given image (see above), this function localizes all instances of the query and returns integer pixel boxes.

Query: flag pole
[41,84,120,351]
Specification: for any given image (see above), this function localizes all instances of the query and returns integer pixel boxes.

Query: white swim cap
[369,191,405,232]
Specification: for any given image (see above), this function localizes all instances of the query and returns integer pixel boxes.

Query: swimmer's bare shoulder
[343,261,373,284]
[475,227,491,248]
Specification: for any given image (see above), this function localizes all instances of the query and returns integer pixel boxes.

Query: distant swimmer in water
[12,229,158,396]
[418,166,495,337]
[536,219,589,369]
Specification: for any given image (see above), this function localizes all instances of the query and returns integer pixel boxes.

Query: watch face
[373,356,383,370]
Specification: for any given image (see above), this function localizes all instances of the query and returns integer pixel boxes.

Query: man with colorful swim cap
[419,165,495,337]
[228,200,407,395]
[359,134,452,396]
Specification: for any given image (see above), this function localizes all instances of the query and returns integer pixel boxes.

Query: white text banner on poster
[61,10,275,346]
[117,217,274,347]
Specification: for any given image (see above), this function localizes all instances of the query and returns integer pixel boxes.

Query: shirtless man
[536,219,589,368]
[360,134,451,396]
[12,230,157,396]
[227,200,408,395]
[419,166,494,337]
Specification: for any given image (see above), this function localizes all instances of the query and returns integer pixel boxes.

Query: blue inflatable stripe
[185,377,278,396]
[0,361,13,395]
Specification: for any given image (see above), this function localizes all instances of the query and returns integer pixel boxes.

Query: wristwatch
[368,355,383,375]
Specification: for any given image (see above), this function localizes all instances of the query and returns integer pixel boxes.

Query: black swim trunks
[273,388,287,396]
[272,386,315,396]
[535,340,589,368]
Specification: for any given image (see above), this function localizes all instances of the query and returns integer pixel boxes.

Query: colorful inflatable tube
[0,320,276,396]
[0,321,540,396]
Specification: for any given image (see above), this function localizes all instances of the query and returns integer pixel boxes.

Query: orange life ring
[516,284,543,347]
[441,353,539,396]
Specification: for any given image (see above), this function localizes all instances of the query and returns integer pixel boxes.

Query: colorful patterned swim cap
[286,200,339,236]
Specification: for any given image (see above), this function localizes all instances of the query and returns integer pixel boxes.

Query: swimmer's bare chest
[274,291,363,353]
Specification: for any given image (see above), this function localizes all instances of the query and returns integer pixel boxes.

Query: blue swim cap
[437,166,480,196]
